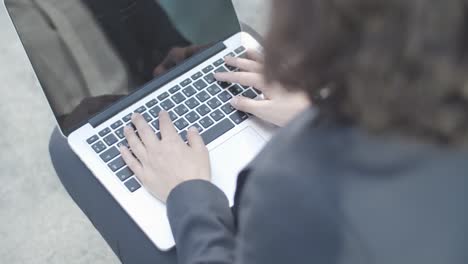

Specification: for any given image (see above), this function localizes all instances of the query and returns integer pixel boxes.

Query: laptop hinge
[89,42,227,128]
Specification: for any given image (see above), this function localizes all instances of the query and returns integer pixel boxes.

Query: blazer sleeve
[166,180,236,264]
[166,168,342,264]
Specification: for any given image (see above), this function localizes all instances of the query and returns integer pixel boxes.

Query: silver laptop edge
[68,32,275,250]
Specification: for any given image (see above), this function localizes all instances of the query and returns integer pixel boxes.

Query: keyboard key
[200,118,235,145]
[149,106,162,118]
[99,128,111,137]
[207,97,222,109]
[169,111,178,121]
[218,81,231,89]
[157,92,170,101]
[135,106,147,114]
[202,65,214,74]
[226,52,235,57]
[185,98,200,109]
[123,113,132,123]
[215,66,228,73]
[179,130,188,142]
[92,141,107,153]
[253,88,262,94]
[100,146,120,162]
[169,85,181,94]
[210,109,225,121]
[142,113,153,122]
[171,92,186,104]
[156,132,161,140]
[174,118,189,130]
[115,127,125,139]
[108,156,125,172]
[221,103,236,115]
[181,78,192,87]
[200,116,214,128]
[230,111,249,124]
[229,85,244,95]
[103,134,118,146]
[191,72,203,80]
[218,91,233,102]
[234,46,246,54]
[185,111,201,123]
[213,58,224,67]
[111,120,124,130]
[190,123,204,133]
[174,104,189,116]
[87,135,99,144]
[196,104,211,116]
[146,99,158,108]
[226,64,237,71]
[161,99,175,111]
[242,89,258,99]
[196,91,210,102]
[116,167,133,182]
[124,178,141,192]
[193,79,208,90]
[207,84,222,96]
[118,139,129,148]
[182,86,197,97]
[204,73,216,84]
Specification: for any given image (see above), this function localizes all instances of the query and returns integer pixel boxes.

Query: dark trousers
[49,128,177,264]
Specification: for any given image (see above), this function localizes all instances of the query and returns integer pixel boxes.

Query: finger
[246,49,264,63]
[124,125,147,161]
[120,145,143,176]
[132,113,158,147]
[224,56,263,73]
[230,96,266,115]
[187,126,206,150]
[214,72,266,92]
[158,111,179,141]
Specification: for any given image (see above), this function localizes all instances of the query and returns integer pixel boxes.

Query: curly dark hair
[264,0,468,145]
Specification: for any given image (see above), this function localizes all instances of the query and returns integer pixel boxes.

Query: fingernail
[189,126,198,133]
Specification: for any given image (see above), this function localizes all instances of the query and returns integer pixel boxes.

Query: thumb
[230,96,262,115]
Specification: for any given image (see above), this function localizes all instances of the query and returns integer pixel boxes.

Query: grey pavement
[0,1,268,263]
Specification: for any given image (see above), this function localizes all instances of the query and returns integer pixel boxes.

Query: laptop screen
[5,0,241,135]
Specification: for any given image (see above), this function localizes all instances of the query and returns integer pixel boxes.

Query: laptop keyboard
[86,46,258,193]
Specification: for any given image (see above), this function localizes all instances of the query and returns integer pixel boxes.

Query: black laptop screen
[5,0,240,135]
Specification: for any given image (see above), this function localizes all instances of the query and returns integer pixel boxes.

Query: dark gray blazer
[166,108,468,264]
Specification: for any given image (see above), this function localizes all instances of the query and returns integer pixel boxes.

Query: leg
[49,128,177,264]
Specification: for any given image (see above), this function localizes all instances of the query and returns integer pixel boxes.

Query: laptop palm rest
[209,127,266,206]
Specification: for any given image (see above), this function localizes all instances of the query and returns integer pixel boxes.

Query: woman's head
[264,0,468,145]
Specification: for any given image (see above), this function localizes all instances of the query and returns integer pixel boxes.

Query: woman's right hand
[214,51,311,127]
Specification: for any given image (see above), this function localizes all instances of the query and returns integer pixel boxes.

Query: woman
[50,0,468,263]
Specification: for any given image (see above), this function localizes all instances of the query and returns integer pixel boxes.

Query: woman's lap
[48,128,177,264]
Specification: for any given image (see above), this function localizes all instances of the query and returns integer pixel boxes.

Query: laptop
[4,0,274,250]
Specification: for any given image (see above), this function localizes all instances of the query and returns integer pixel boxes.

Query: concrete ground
[0,1,268,263]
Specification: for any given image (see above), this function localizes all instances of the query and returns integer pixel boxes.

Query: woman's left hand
[119,111,211,203]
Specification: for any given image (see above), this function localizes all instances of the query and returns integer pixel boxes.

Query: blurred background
[0,0,269,263]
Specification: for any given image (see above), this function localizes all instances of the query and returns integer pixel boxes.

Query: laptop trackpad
[209,127,266,206]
